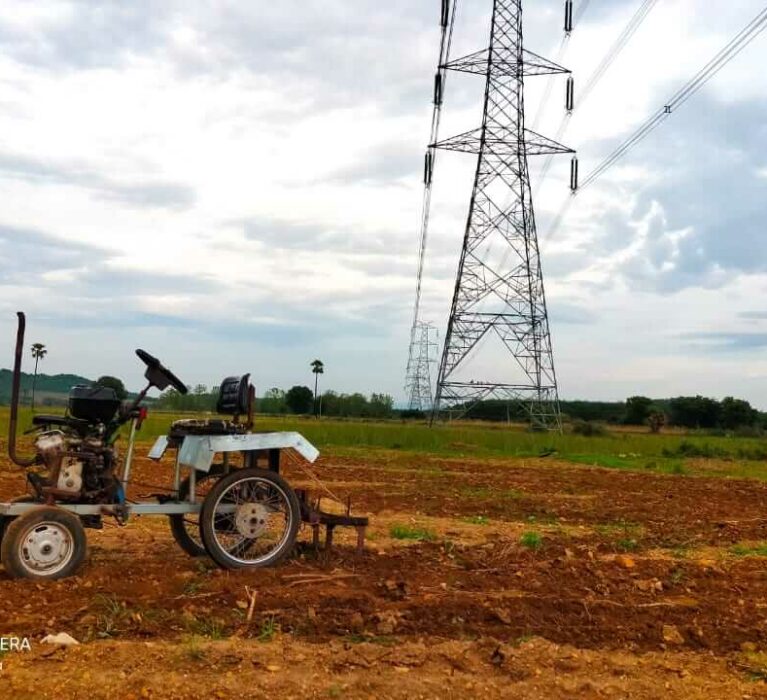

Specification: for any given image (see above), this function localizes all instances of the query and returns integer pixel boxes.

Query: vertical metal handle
[122,418,138,489]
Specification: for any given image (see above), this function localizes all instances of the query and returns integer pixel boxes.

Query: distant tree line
[124,382,767,431]
[449,395,766,431]
[623,395,762,431]
[155,384,395,418]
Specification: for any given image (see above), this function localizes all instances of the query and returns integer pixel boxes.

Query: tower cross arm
[431,128,573,156]
[441,48,570,77]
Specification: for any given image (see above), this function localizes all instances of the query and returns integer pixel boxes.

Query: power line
[579,0,661,106]
[410,0,459,331]
[580,4,767,190]
[543,4,767,244]
[574,0,592,24]
[536,0,661,191]
[531,36,569,131]
[405,0,459,396]
[531,0,594,132]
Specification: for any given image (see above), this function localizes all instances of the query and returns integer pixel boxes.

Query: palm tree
[30,343,47,410]
[310,359,324,417]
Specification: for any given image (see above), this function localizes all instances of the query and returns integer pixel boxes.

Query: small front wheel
[200,467,300,570]
[1,506,87,580]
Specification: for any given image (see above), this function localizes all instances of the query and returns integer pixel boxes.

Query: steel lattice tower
[405,321,437,412]
[430,0,574,429]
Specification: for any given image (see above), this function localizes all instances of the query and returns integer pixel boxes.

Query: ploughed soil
[2,447,767,698]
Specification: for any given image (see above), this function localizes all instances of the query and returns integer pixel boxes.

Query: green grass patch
[731,543,767,557]
[595,521,643,552]
[616,538,639,552]
[463,515,490,525]
[257,615,278,642]
[461,485,525,500]
[179,636,208,663]
[389,524,436,541]
[520,531,543,550]
[669,546,690,560]
[183,616,227,640]
[92,593,127,639]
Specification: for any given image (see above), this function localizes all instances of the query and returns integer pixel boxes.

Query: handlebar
[135,349,188,395]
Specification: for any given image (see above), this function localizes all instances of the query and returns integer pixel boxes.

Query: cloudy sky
[0,0,766,405]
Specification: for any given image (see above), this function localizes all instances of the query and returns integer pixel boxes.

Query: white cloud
[0,0,766,405]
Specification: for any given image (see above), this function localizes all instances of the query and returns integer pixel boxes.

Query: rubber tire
[169,465,227,557]
[1,506,87,580]
[200,467,301,570]
[0,496,42,549]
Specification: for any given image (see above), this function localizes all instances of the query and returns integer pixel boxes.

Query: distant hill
[0,368,93,406]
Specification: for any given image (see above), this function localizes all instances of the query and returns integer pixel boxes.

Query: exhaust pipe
[9,311,36,467]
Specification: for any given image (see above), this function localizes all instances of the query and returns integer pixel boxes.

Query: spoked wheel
[200,467,301,570]
[0,506,87,580]
[169,465,228,557]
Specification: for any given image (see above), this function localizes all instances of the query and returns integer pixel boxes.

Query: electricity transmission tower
[405,321,438,412]
[431,0,574,429]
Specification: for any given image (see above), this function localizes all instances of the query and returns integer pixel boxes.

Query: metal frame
[421,0,573,430]
[405,321,438,412]
[0,423,320,521]
[0,420,368,556]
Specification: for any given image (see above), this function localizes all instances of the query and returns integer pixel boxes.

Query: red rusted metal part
[296,488,369,553]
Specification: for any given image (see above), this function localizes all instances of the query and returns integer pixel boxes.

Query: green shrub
[520,531,543,550]
[570,420,607,437]
[662,440,727,459]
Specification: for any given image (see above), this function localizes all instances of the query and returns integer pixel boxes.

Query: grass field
[5,406,767,480]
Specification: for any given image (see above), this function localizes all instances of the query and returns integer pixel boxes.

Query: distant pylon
[404,321,437,413]
[431,0,574,430]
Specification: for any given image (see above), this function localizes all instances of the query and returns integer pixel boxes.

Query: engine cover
[35,430,65,456]
[57,457,84,494]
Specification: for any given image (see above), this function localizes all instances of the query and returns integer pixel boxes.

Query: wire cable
[531,0,594,132]
[542,4,767,244]
[580,5,767,190]
[531,35,570,131]
[579,0,661,106]
[535,0,661,193]
[406,0,460,388]
[574,0,592,24]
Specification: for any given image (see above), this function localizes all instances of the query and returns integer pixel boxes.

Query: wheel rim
[209,477,295,565]
[18,521,74,576]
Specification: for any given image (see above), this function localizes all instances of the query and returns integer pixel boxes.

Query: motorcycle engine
[34,430,117,501]
[57,456,84,493]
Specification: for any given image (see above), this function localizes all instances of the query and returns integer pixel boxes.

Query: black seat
[169,374,251,440]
